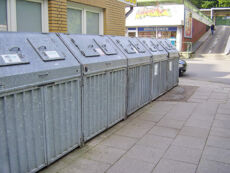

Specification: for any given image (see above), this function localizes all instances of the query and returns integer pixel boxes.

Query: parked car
[179,59,187,76]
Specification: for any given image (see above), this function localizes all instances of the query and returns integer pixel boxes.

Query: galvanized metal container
[138,38,168,100]
[157,39,179,90]
[108,36,152,115]
[58,34,127,141]
[0,32,81,173]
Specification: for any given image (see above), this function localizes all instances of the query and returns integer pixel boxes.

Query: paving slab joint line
[194,103,221,173]
[104,102,177,172]
[149,101,200,173]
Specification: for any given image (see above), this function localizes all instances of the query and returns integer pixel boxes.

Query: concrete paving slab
[203,146,230,164]
[125,144,164,164]
[148,126,179,138]
[82,145,126,164]
[217,108,230,115]
[100,135,137,150]
[59,158,111,173]
[207,99,227,104]
[192,102,219,117]
[185,118,213,129]
[209,93,229,100]
[207,135,230,150]
[164,145,202,164]
[137,134,173,150]
[187,98,207,103]
[106,156,154,173]
[215,113,230,120]
[157,118,184,129]
[152,159,197,173]
[163,102,197,121]
[128,118,156,129]
[39,159,70,173]
[146,101,177,115]
[210,127,230,138]
[179,126,209,139]
[188,113,214,121]
[213,119,230,129]
[197,159,230,173]
[172,135,206,150]
[115,124,150,139]
[136,111,165,123]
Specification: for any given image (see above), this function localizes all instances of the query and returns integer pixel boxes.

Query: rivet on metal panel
[38,73,49,78]
[105,62,111,66]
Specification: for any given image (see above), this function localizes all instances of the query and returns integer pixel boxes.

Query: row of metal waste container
[0,32,179,173]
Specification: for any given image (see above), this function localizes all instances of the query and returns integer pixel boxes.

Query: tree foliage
[201,1,218,8]
[189,0,230,8]
[218,0,230,7]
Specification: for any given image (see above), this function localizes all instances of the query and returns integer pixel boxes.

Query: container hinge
[80,80,84,87]
[80,134,85,147]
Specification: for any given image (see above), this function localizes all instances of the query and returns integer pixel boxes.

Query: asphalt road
[182,54,230,85]
[196,26,230,54]
[182,26,230,85]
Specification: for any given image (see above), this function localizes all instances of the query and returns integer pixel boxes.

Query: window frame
[67,2,104,35]
[7,0,48,32]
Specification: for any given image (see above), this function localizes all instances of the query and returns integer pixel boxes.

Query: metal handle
[9,47,20,52]
[88,44,93,48]
[38,46,47,51]
[38,73,49,78]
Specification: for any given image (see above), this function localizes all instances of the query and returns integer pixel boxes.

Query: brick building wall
[48,0,126,35]
[49,0,68,33]
[182,18,208,51]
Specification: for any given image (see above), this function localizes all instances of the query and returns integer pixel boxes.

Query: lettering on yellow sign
[136,7,171,19]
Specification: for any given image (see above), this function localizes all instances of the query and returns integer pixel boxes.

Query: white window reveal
[67,2,104,35]
[4,0,48,32]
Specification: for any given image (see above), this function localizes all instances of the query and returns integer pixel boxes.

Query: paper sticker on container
[45,51,60,59]
[154,63,158,76]
[169,61,172,71]
[1,54,21,63]
[95,48,105,56]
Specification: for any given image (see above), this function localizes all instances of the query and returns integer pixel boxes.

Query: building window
[67,8,82,34]
[16,0,42,32]
[0,0,7,31]
[86,11,99,34]
[2,0,48,32]
[67,2,104,35]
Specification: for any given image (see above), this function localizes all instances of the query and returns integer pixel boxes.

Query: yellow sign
[135,7,171,19]
[118,0,137,6]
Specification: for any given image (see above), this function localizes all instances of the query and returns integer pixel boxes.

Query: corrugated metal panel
[127,66,140,115]
[44,79,82,164]
[160,60,168,95]
[0,88,46,173]
[168,60,174,90]
[152,62,160,100]
[127,64,151,115]
[173,58,179,87]
[140,64,151,106]
[108,69,126,127]
[83,73,108,141]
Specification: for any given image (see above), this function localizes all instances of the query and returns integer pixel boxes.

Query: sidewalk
[40,78,230,173]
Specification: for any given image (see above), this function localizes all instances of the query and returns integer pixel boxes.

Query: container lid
[108,36,151,66]
[0,32,80,92]
[58,34,127,75]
